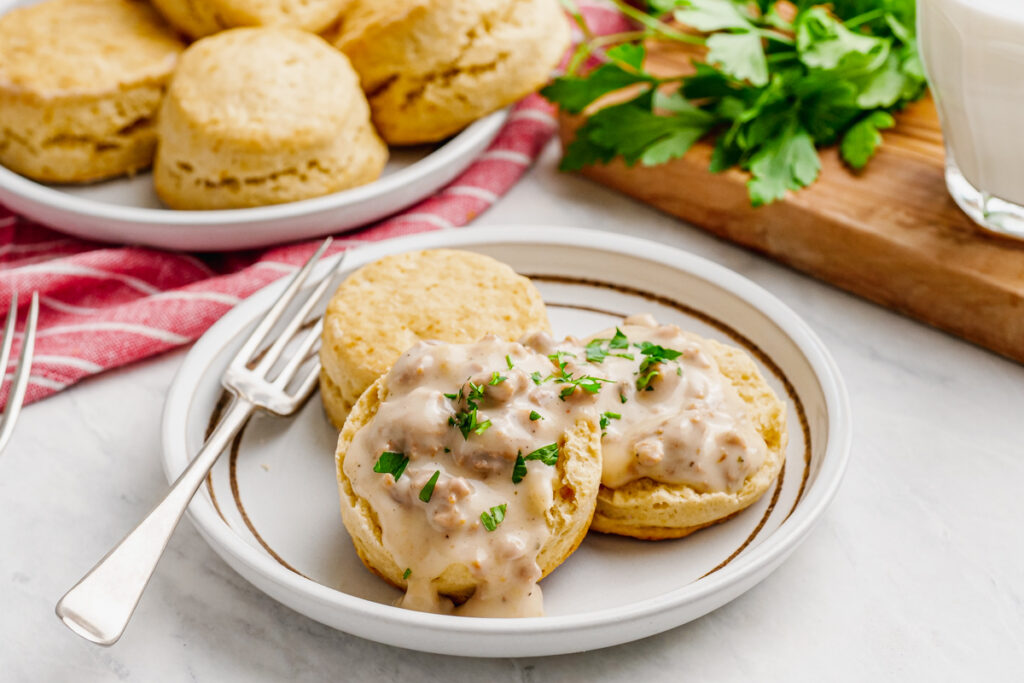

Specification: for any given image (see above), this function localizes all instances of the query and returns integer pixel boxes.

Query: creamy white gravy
[546,314,767,493]
[344,316,768,617]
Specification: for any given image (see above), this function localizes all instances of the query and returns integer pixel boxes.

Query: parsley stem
[605,0,704,46]
[559,0,593,40]
[566,42,592,76]
[844,8,886,30]
[590,31,647,49]
[759,29,794,46]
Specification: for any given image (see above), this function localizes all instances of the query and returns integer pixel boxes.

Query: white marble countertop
[3,141,1023,681]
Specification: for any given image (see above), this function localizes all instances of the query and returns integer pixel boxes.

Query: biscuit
[319,249,551,428]
[0,0,185,183]
[335,350,602,608]
[590,338,788,540]
[153,27,387,210]
[149,0,350,39]
[330,0,569,144]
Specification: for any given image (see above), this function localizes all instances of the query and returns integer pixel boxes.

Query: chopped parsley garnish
[480,504,507,531]
[467,379,486,402]
[558,374,613,400]
[418,470,440,503]
[635,341,684,391]
[609,328,629,349]
[488,371,507,385]
[638,341,684,362]
[599,411,622,431]
[512,453,527,484]
[530,371,544,385]
[620,393,628,404]
[373,451,409,481]
[677,366,683,376]
[529,410,543,421]
[443,447,451,453]
[636,369,660,392]
[403,568,411,580]
[548,350,576,362]
[448,378,492,438]
[505,355,514,370]
[584,339,607,363]
[524,443,559,466]
[443,392,459,400]
[584,328,634,363]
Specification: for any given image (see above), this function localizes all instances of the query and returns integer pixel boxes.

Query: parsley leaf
[524,443,559,466]
[706,31,768,87]
[599,411,622,430]
[558,375,613,400]
[795,8,889,72]
[673,0,754,32]
[585,340,608,363]
[747,120,820,207]
[448,379,492,438]
[419,470,440,503]
[489,371,507,385]
[529,410,543,421]
[512,453,527,484]
[403,568,411,580]
[480,504,507,532]
[373,451,409,481]
[636,342,684,390]
[840,110,895,170]
[585,328,632,363]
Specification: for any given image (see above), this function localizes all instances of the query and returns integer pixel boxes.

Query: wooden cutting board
[558,96,1024,365]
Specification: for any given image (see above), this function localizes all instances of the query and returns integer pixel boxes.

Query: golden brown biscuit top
[165,27,361,145]
[322,249,551,388]
[0,0,185,96]
[213,0,351,29]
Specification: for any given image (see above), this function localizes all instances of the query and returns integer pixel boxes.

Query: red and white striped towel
[0,2,631,409]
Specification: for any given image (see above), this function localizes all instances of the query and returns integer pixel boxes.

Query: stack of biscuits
[0,0,569,209]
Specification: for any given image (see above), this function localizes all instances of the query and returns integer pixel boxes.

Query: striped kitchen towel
[0,2,631,408]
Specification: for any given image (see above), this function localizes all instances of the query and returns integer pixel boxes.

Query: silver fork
[56,239,345,646]
[0,291,39,455]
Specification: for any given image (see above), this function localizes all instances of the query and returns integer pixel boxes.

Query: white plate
[161,226,851,657]
[0,0,506,253]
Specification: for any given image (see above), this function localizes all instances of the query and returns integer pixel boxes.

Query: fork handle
[56,398,254,646]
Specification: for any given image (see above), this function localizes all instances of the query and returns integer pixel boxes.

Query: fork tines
[0,291,39,455]
[224,238,347,415]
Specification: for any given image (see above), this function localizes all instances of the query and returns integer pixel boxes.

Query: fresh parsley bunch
[543,0,926,206]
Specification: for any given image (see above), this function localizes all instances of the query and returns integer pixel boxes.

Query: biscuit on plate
[336,337,601,615]
[582,318,787,540]
[149,0,350,39]
[153,27,387,210]
[319,249,550,428]
[330,0,570,144]
[0,0,185,183]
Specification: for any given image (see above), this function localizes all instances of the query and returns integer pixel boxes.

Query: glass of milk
[918,0,1024,239]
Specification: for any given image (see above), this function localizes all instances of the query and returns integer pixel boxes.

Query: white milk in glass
[918,0,1024,238]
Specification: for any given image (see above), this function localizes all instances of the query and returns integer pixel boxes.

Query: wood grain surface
[558,93,1024,365]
